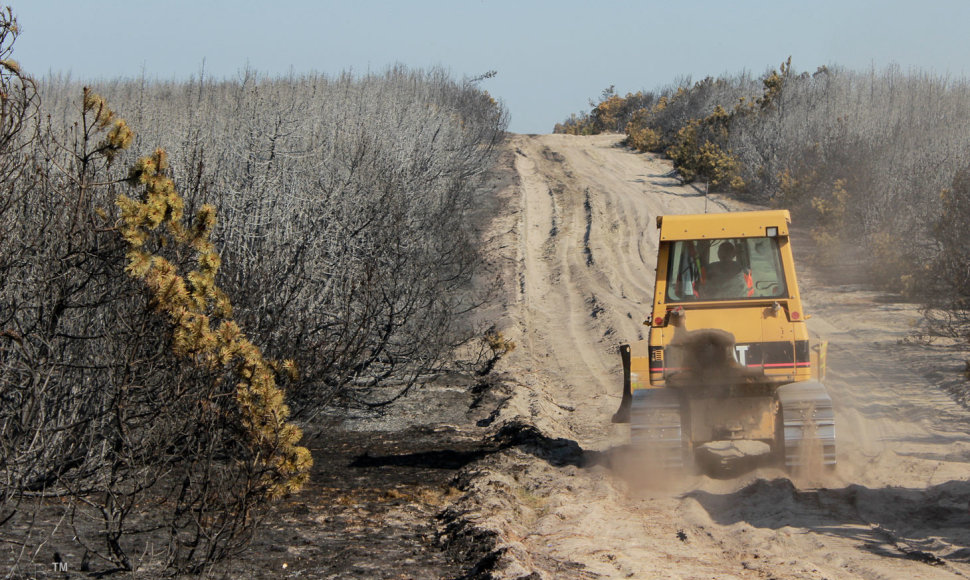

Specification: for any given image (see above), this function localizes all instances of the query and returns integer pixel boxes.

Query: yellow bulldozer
[613,210,834,472]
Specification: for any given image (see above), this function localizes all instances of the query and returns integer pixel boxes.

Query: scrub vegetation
[556,59,970,360]
[0,8,507,575]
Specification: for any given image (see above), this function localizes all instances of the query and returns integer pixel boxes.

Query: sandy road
[483,133,970,578]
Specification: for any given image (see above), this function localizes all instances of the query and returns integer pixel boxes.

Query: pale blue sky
[12,1,970,133]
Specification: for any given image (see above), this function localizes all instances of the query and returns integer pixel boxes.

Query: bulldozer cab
[646,209,812,388]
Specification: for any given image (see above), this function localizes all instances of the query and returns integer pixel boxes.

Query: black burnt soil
[223,379,506,579]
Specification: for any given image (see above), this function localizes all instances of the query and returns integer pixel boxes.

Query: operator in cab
[703,241,746,299]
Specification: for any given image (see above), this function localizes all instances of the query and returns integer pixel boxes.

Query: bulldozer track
[630,388,687,470]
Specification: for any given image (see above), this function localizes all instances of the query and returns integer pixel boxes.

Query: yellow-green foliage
[82,88,134,162]
[118,145,311,499]
[625,107,662,151]
[626,95,673,153]
[554,113,595,135]
[485,329,516,359]
[476,328,516,376]
[626,124,661,151]
[667,121,700,180]
[809,229,842,265]
[556,88,654,136]
[591,93,625,133]
[868,230,926,296]
[775,165,818,208]
[810,178,848,229]
[666,106,744,189]
[808,178,849,260]
[757,57,792,111]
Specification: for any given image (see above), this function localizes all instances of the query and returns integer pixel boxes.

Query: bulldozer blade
[612,344,633,423]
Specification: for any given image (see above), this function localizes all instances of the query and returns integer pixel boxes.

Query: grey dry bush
[922,167,970,354]
[40,65,510,413]
[1,8,508,575]
[1,31,303,580]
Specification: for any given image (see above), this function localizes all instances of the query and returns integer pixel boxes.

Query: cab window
[665,237,787,301]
